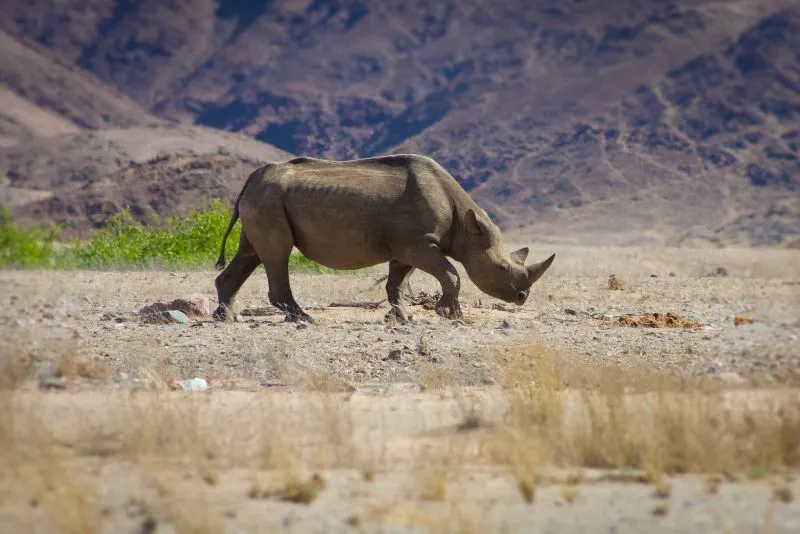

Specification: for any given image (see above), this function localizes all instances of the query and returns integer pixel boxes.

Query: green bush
[0,206,61,268]
[0,200,330,272]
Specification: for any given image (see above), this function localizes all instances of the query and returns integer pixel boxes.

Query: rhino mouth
[513,289,528,306]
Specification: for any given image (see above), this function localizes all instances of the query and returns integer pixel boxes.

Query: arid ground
[2,245,800,533]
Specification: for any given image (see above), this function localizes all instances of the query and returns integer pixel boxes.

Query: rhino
[212,154,555,323]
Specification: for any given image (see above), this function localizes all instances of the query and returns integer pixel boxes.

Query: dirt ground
[1,244,800,533]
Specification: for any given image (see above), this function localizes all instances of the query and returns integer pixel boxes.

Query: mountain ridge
[0,0,797,246]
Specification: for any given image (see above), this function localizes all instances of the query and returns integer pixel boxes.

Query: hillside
[0,28,162,143]
[0,0,798,245]
[0,125,292,236]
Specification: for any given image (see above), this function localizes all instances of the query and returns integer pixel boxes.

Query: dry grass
[248,470,327,504]
[486,343,800,477]
[652,503,670,517]
[0,390,102,532]
[705,475,723,495]
[412,439,461,502]
[2,336,799,531]
[561,484,578,504]
[652,478,671,499]
[39,458,101,534]
[772,482,794,503]
[55,351,111,382]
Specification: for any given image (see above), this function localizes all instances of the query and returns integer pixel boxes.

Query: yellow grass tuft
[2,330,799,532]
[561,484,578,504]
[652,503,670,517]
[704,475,723,495]
[274,471,327,504]
[517,475,535,504]
[772,482,794,503]
[489,343,800,476]
[652,479,671,499]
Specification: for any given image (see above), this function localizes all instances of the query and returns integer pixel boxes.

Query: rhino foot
[385,304,412,325]
[435,295,463,320]
[212,305,233,322]
[282,308,315,324]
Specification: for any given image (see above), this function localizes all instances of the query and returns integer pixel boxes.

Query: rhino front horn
[526,253,556,285]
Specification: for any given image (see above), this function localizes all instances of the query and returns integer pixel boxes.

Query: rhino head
[460,208,555,306]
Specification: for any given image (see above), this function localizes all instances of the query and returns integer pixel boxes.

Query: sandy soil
[3,244,798,388]
[1,245,799,533]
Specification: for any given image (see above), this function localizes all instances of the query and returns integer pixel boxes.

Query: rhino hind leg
[398,242,463,320]
[264,260,313,323]
[384,260,415,324]
[241,205,314,324]
[213,233,261,321]
[257,245,313,324]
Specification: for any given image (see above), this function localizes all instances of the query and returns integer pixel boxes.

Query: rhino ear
[464,209,483,235]
[510,247,529,265]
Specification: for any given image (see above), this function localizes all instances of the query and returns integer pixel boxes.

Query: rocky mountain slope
[0,125,292,236]
[1,0,798,245]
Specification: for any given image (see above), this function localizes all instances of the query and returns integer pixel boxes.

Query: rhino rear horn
[526,253,556,285]
[510,247,529,265]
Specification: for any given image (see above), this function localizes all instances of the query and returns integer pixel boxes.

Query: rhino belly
[285,202,394,270]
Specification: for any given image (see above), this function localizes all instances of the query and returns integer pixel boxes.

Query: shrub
[0,206,61,268]
[0,201,330,272]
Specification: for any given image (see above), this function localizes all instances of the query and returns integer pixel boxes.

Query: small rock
[101,312,127,323]
[668,272,677,277]
[34,360,58,380]
[685,312,702,322]
[138,295,210,321]
[734,315,754,326]
[171,376,211,391]
[715,266,728,277]
[608,274,626,290]
[564,309,578,316]
[114,371,130,384]
[141,309,189,324]
[176,294,212,317]
[384,349,403,361]
[164,310,189,324]
[501,317,516,329]
[42,312,55,321]
[38,376,67,390]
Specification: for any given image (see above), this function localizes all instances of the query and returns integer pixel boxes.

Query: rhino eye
[502,262,511,272]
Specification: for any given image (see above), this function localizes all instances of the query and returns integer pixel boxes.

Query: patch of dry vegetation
[486,343,800,478]
[615,312,703,329]
[1,336,799,531]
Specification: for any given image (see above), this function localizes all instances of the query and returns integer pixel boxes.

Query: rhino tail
[215,164,267,271]
[214,201,239,270]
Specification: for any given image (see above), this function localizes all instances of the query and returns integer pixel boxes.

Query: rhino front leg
[401,242,462,320]
[385,260,415,324]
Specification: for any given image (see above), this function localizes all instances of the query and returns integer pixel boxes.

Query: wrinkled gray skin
[213,154,555,324]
